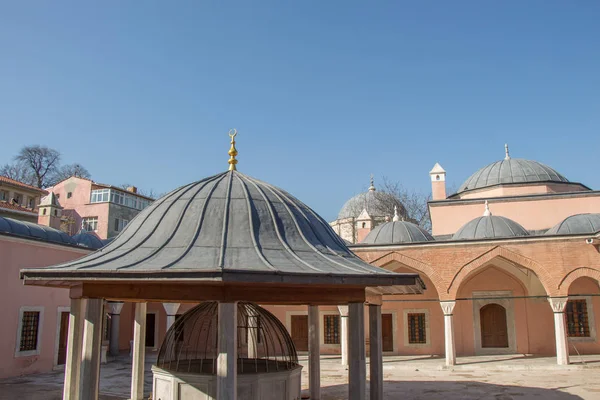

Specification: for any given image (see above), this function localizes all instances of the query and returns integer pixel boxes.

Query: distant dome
[362,221,434,244]
[0,217,75,245]
[546,214,600,235]
[338,178,405,220]
[72,231,105,249]
[453,215,529,240]
[457,146,570,194]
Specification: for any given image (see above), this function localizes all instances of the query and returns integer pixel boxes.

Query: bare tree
[53,163,91,184]
[0,161,34,185]
[14,145,61,188]
[380,177,432,232]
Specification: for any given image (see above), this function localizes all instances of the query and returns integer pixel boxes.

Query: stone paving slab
[1,354,600,400]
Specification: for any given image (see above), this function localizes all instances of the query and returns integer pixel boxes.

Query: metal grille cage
[157,302,299,374]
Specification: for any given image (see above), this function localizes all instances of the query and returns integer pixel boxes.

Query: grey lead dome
[457,158,569,194]
[546,213,600,235]
[361,221,434,244]
[453,215,529,240]
[29,170,412,285]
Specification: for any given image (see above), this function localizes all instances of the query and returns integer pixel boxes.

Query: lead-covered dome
[453,215,529,240]
[362,220,434,244]
[0,216,75,245]
[546,213,600,235]
[338,178,405,220]
[72,231,105,249]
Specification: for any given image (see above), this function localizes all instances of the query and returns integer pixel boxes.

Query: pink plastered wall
[430,194,600,236]
[0,236,89,378]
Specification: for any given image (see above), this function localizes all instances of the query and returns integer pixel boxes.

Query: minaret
[429,163,447,200]
[38,192,63,230]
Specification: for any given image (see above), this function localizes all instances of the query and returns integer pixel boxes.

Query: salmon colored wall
[456,183,588,200]
[0,236,89,378]
[567,277,600,354]
[430,194,600,236]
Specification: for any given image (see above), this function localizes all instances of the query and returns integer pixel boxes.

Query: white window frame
[403,308,430,348]
[567,296,597,343]
[15,306,45,357]
[82,217,99,232]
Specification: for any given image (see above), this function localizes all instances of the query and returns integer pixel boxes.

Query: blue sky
[1,1,599,221]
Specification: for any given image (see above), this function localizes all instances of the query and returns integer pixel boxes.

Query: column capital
[338,305,349,317]
[106,301,124,315]
[440,301,456,316]
[548,297,568,313]
[162,302,181,316]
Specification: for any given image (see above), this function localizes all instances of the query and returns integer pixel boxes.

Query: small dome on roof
[72,231,105,249]
[546,214,600,235]
[0,217,74,245]
[362,221,434,244]
[453,215,529,240]
[457,145,571,195]
[338,176,405,220]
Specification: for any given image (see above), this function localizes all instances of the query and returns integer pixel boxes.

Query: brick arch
[558,267,600,295]
[447,246,556,298]
[370,251,445,296]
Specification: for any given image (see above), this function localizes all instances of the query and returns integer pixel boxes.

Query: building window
[566,300,590,338]
[324,315,340,344]
[15,307,44,356]
[28,197,35,209]
[91,188,150,210]
[12,193,22,205]
[82,217,98,232]
[67,192,72,199]
[42,208,47,215]
[0,190,7,201]
[90,188,110,203]
[407,313,427,344]
[114,218,129,232]
[54,209,58,216]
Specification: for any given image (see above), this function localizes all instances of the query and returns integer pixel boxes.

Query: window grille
[408,313,426,344]
[566,300,590,337]
[324,315,340,344]
[19,311,40,352]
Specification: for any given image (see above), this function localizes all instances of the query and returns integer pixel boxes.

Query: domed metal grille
[157,302,298,374]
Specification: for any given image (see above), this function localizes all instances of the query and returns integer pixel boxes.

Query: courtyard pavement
[1,353,600,399]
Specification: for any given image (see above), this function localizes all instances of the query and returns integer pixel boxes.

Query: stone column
[131,302,147,400]
[106,302,124,357]
[369,304,383,400]
[549,297,570,365]
[162,302,180,332]
[217,302,238,400]
[308,305,321,400]
[440,301,456,367]
[337,305,349,366]
[79,298,104,400]
[348,302,366,400]
[63,298,85,400]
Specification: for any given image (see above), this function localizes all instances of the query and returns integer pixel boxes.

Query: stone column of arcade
[440,301,457,367]
[217,302,238,400]
[63,298,85,400]
[369,304,383,400]
[79,298,104,400]
[308,305,321,400]
[337,305,349,367]
[348,302,366,400]
[106,302,124,357]
[131,302,147,400]
[162,302,181,331]
[548,297,570,365]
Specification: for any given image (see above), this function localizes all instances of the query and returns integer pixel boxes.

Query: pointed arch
[370,251,445,295]
[447,246,555,298]
[558,267,600,295]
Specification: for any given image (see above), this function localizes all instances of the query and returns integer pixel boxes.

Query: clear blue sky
[1,1,599,221]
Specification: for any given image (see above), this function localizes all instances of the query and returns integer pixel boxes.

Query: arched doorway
[480,304,509,348]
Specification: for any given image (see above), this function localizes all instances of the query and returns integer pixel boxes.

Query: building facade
[0,176,47,223]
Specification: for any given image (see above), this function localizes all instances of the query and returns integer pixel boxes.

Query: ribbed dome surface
[458,158,569,194]
[27,170,413,285]
[0,217,74,245]
[361,221,434,244]
[546,213,600,235]
[338,190,404,219]
[72,231,105,249]
[453,215,529,240]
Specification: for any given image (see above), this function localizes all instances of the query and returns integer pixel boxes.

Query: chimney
[127,186,138,194]
[429,163,447,200]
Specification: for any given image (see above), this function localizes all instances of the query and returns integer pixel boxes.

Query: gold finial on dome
[228,129,238,171]
[369,174,376,192]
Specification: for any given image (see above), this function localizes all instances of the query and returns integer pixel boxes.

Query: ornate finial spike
[483,200,492,217]
[393,205,400,222]
[504,143,510,160]
[369,174,376,192]
[228,129,238,171]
